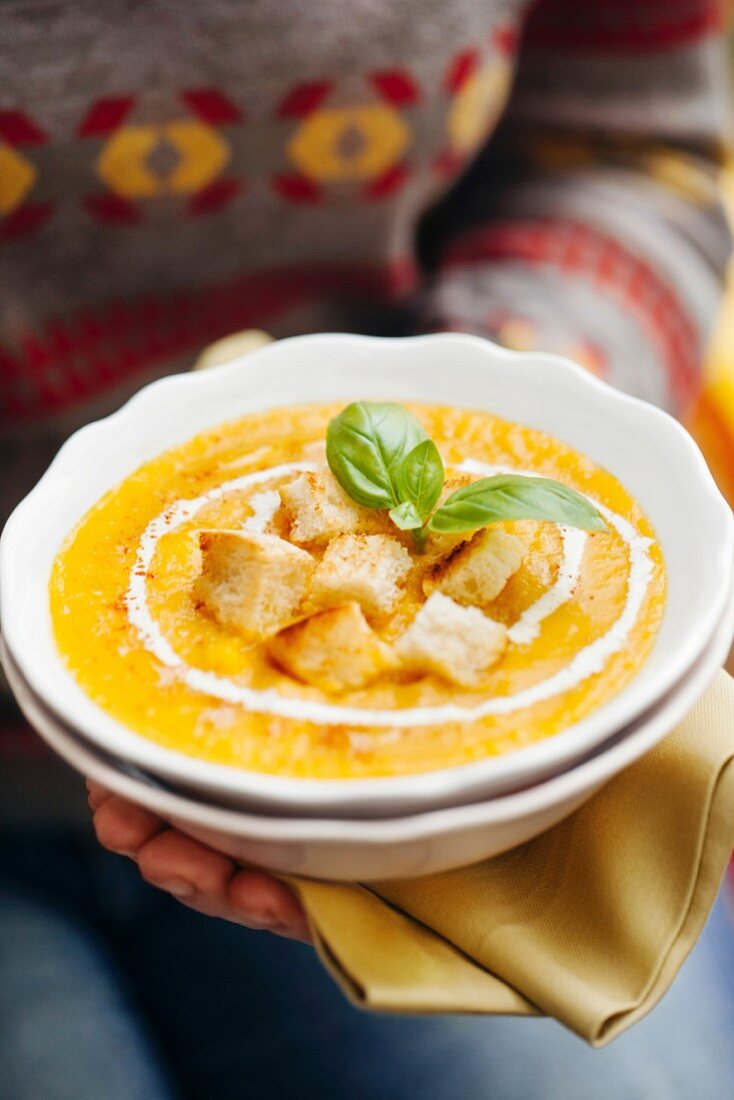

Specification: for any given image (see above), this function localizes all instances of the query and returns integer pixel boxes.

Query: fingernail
[162,880,195,899]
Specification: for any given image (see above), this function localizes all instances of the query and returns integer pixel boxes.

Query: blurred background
[683,167,734,672]
[690,172,734,514]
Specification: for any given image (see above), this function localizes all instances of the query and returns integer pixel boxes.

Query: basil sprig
[326,402,427,509]
[389,499,425,532]
[429,474,607,534]
[326,401,606,548]
[393,439,444,525]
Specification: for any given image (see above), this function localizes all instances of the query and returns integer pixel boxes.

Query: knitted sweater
[0,1,732,803]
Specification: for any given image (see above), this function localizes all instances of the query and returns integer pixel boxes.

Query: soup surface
[50,402,665,778]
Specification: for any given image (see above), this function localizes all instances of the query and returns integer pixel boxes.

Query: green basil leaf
[389,500,425,531]
[326,402,427,509]
[428,474,607,534]
[396,439,444,520]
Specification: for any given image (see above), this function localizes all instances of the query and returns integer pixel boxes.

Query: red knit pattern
[0,203,54,240]
[0,109,47,146]
[369,70,421,106]
[0,260,417,420]
[443,220,700,405]
[276,82,333,119]
[180,88,243,125]
[76,96,136,137]
[524,0,721,54]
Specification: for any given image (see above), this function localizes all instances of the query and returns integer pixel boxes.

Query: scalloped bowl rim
[1,332,732,815]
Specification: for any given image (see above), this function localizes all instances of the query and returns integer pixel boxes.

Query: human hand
[87,780,311,942]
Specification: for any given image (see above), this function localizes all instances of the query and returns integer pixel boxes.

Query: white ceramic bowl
[3,575,732,881]
[1,333,732,818]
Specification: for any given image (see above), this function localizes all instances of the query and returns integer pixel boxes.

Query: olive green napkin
[294,671,734,1047]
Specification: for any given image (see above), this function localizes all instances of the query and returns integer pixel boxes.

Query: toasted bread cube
[310,533,413,618]
[421,529,468,565]
[425,527,524,607]
[439,474,474,501]
[195,530,314,640]
[420,477,475,564]
[268,602,397,693]
[279,470,369,545]
[396,592,507,687]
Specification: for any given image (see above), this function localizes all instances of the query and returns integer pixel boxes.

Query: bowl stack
[2,334,733,882]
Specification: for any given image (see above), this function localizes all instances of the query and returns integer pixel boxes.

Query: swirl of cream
[125,461,654,728]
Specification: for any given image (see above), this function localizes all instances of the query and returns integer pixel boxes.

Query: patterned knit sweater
[0,1,732,805]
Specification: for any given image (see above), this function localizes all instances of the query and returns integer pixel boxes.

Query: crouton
[420,476,475,563]
[279,470,369,545]
[424,527,524,607]
[439,474,474,501]
[195,530,314,640]
[395,592,507,687]
[268,602,397,693]
[421,528,468,565]
[310,533,413,618]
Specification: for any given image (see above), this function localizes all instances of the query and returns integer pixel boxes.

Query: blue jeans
[1,827,734,1100]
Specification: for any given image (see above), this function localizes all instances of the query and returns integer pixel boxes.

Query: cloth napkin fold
[293,671,734,1047]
